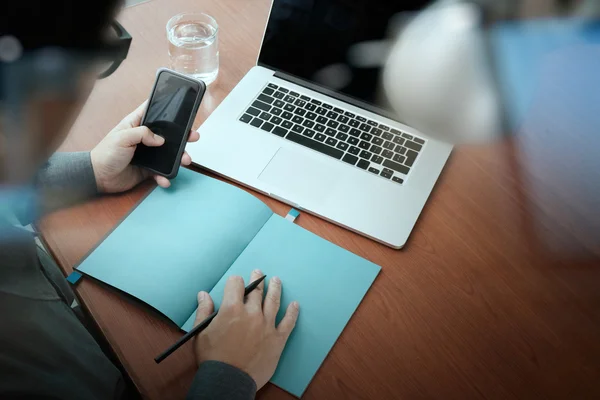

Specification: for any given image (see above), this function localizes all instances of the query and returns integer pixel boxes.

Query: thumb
[194,291,214,326]
[119,126,165,147]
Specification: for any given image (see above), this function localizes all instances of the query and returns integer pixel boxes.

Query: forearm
[186,361,256,400]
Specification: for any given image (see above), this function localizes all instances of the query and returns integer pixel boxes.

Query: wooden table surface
[38,0,600,399]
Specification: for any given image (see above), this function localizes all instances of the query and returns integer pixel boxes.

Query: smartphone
[132,68,206,179]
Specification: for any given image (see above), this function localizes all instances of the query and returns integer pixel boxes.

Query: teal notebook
[76,168,381,397]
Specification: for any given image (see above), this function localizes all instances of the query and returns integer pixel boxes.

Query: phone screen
[132,71,200,176]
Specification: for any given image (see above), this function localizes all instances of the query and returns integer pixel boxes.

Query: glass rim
[166,12,219,40]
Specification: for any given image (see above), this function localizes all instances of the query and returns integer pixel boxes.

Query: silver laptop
[187,0,452,249]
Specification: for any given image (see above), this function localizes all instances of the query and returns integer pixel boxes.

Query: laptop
[187,0,452,249]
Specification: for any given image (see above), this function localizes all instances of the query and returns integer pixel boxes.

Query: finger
[116,101,149,130]
[263,276,282,325]
[222,275,245,308]
[245,269,265,313]
[193,291,214,326]
[181,151,192,166]
[119,126,164,147]
[277,301,299,339]
[187,130,200,142]
[154,175,171,188]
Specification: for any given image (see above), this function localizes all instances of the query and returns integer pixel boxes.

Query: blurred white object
[383,2,503,144]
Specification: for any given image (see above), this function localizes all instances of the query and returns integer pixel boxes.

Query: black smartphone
[132,68,206,179]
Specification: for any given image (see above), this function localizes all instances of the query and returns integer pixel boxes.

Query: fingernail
[155,134,165,144]
[253,269,262,275]
[273,276,281,284]
[291,301,299,309]
[198,291,206,301]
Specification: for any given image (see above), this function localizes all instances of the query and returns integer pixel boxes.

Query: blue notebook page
[77,168,273,327]
[182,214,381,397]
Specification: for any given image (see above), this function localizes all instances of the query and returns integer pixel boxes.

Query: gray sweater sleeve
[186,361,256,400]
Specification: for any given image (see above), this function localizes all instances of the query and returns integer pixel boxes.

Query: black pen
[154,275,267,364]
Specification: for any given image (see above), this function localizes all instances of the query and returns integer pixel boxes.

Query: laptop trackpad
[258,147,337,205]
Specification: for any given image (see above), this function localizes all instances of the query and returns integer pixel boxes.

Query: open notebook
[76,168,381,397]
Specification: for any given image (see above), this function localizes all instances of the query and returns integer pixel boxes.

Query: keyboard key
[344,111,356,118]
[338,115,349,124]
[357,159,370,170]
[250,118,263,128]
[311,98,322,105]
[274,99,285,108]
[371,155,384,164]
[303,129,315,138]
[282,111,293,120]
[271,116,283,125]
[295,108,307,116]
[414,137,425,145]
[360,150,373,160]
[300,95,311,101]
[348,146,360,155]
[271,107,282,116]
[367,120,378,126]
[348,137,359,145]
[368,167,380,174]
[393,136,405,145]
[373,137,384,146]
[405,149,418,167]
[273,91,285,99]
[322,104,333,110]
[327,120,339,129]
[314,133,326,142]
[272,126,288,137]
[279,87,289,93]
[339,124,350,133]
[239,114,252,123]
[286,132,344,159]
[284,95,295,102]
[290,91,299,97]
[326,111,339,119]
[359,123,371,133]
[349,119,360,128]
[267,83,278,89]
[292,124,304,133]
[393,154,406,163]
[395,145,406,154]
[282,120,293,129]
[392,176,404,184]
[294,99,307,107]
[325,137,337,146]
[333,107,344,113]
[391,128,401,135]
[261,122,274,132]
[336,141,349,151]
[263,88,275,96]
[382,149,394,159]
[325,128,337,137]
[260,112,271,121]
[370,145,382,154]
[405,141,423,152]
[315,124,326,133]
[383,159,410,175]
[247,107,261,116]
[317,116,328,124]
[359,141,371,150]
[336,132,348,141]
[305,103,317,111]
[360,132,372,141]
[292,115,304,124]
[349,128,361,137]
[306,112,318,120]
[303,120,315,128]
[371,128,383,136]
[342,153,358,165]
[401,132,414,140]
[356,116,367,122]
[379,124,390,131]
[258,94,274,104]
[380,170,393,179]
[253,100,271,112]
[284,104,296,112]
[382,132,394,140]
[383,141,395,150]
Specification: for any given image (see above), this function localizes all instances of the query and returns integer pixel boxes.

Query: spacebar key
[285,132,344,159]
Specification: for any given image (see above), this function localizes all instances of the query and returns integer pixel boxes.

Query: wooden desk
[39,0,600,399]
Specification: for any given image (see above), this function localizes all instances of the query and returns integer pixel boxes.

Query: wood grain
[38,0,600,399]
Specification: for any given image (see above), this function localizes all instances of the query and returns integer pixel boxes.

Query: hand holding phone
[132,68,206,178]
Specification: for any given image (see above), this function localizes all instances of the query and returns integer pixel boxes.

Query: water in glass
[168,20,219,84]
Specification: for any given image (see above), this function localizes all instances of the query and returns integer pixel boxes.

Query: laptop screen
[258,0,431,112]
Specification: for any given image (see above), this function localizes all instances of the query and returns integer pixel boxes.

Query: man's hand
[90,102,200,193]
[193,270,299,390]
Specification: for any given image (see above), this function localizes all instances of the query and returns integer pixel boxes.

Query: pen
[154,275,267,364]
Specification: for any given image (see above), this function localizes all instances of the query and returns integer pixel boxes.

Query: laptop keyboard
[239,83,426,185]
